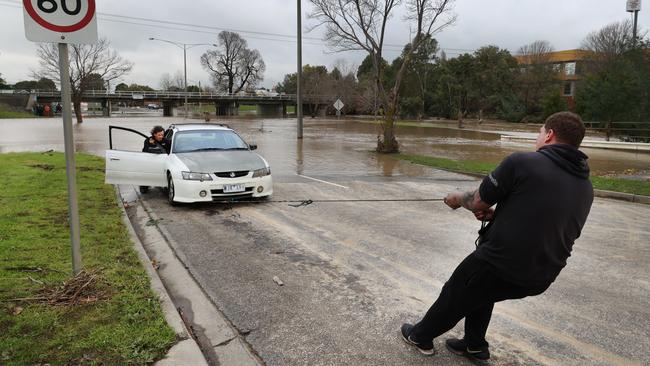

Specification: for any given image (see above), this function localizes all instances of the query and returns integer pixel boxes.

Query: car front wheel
[167,174,178,206]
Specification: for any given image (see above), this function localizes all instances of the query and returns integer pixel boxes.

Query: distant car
[105,123,273,204]
[146,104,159,110]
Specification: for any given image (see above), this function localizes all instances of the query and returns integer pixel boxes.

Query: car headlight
[252,167,271,178]
[181,172,213,181]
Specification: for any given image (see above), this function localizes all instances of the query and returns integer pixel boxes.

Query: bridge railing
[17,89,335,102]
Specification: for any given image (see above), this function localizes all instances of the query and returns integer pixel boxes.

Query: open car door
[105,126,168,187]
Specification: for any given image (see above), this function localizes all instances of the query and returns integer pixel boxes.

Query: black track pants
[410,253,550,349]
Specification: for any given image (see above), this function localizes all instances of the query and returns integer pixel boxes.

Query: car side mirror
[249,144,258,151]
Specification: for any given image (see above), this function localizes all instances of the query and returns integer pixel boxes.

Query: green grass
[0,153,176,365]
[395,153,650,196]
[0,105,34,118]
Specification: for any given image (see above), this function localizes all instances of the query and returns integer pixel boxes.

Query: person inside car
[140,125,169,193]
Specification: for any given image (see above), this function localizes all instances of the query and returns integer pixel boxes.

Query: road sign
[23,0,98,44]
[334,99,344,111]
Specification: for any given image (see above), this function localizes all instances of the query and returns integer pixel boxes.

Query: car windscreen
[172,130,249,153]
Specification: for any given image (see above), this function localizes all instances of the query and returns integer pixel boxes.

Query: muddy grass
[395,153,650,196]
[0,152,176,365]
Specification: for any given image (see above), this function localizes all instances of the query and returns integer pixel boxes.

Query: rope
[208,198,446,207]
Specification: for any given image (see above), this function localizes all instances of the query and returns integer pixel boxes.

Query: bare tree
[159,71,185,91]
[309,0,456,152]
[515,40,558,115]
[200,31,265,94]
[34,38,133,123]
[581,20,647,69]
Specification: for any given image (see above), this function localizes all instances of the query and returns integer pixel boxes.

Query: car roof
[170,123,232,132]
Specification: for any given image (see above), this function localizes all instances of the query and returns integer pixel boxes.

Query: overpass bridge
[22,90,335,117]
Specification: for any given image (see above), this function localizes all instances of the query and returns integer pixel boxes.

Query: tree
[35,39,133,123]
[159,72,184,91]
[13,78,57,91]
[81,73,106,90]
[201,31,265,94]
[0,74,8,90]
[577,21,650,140]
[116,83,154,92]
[470,46,518,122]
[514,40,559,117]
[309,0,456,153]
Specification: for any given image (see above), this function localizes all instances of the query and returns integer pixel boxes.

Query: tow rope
[208,198,446,207]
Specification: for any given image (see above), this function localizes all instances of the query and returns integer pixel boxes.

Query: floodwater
[0,116,648,177]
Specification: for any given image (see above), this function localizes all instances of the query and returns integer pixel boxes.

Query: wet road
[3,116,650,365]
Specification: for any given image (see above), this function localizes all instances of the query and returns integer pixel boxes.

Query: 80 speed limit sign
[23,0,98,43]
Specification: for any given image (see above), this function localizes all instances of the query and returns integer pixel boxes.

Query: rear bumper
[172,175,273,203]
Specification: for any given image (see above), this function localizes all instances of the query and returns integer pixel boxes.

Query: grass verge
[0,104,34,118]
[0,152,176,365]
[395,153,650,196]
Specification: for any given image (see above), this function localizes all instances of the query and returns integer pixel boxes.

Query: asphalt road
[137,167,649,366]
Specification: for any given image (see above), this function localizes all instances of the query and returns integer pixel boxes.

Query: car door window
[109,126,149,152]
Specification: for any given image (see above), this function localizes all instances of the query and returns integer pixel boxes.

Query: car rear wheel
[167,174,178,206]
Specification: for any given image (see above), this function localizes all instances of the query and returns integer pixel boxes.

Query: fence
[584,121,650,142]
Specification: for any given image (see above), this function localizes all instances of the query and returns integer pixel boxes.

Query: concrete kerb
[127,186,263,366]
[113,187,208,366]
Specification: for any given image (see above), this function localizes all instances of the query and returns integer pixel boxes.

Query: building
[516,49,590,109]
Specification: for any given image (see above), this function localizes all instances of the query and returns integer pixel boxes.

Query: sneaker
[400,323,435,356]
[445,338,490,365]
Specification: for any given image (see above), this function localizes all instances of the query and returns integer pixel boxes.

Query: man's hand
[444,192,463,210]
[445,189,493,213]
[473,208,495,221]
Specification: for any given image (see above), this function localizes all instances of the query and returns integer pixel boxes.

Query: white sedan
[105,123,273,204]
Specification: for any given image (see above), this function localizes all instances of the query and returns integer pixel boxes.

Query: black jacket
[142,137,169,154]
[476,144,594,286]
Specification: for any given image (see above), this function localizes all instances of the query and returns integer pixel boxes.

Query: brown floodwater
[0,117,648,178]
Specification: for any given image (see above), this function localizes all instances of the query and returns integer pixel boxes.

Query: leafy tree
[577,21,650,140]
[470,46,518,121]
[0,73,7,89]
[541,91,568,120]
[35,39,133,123]
[201,31,265,94]
[81,73,106,90]
[116,83,154,92]
[186,85,200,93]
[13,78,57,91]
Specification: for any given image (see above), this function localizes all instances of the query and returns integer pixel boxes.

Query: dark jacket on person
[142,137,169,154]
[476,143,594,286]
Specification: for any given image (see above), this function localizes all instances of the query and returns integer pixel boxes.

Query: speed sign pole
[23,0,99,275]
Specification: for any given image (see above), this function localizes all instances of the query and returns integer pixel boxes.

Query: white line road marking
[297,174,349,189]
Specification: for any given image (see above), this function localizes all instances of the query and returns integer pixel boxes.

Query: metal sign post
[627,0,642,47]
[58,43,82,275]
[23,0,99,275]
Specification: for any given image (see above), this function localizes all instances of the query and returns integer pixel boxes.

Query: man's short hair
[544,112,586,148]
[151,125,165,135]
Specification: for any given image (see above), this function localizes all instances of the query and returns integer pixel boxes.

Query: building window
[553,63,562,72]
[563,82,574,96]
[565,62,576,76]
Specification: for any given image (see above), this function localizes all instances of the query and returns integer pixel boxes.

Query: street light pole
[297,0,303,139]
[149,38,216,118]
[183,44,188,117]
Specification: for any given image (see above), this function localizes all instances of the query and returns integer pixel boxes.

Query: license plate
[223,184,245,193]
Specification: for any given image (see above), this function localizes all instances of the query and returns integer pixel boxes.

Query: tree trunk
[73,98,83,124]
[377,104,399,153]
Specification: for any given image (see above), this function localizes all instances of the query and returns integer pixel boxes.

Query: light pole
[149,38,216,118]
[297,0,303,139]
[627,0,642,47]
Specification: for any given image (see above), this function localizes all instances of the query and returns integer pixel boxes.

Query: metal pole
[183,44,188,118]
[633,10,639,47]
[297,0,303,139]
[57,43,82,275]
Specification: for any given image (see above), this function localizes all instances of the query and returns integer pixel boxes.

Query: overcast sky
[0,0,647,90]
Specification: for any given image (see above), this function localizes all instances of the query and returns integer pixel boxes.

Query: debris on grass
[4,269,110,307]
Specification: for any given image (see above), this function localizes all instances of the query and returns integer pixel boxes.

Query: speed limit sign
[23,0,98,43]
